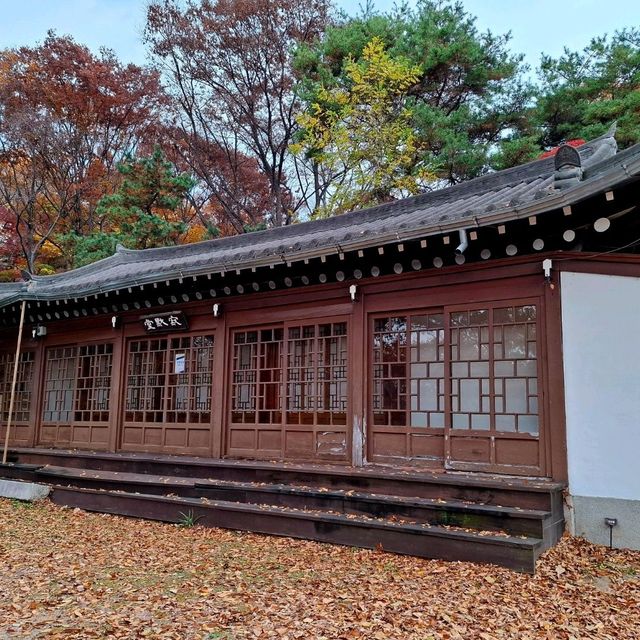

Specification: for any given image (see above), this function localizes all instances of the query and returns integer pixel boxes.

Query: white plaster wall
[561,271,640,501]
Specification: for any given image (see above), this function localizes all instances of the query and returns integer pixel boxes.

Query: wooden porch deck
[0,447,566,573]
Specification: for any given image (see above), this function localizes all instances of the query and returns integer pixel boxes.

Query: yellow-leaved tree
[293,37,434,217]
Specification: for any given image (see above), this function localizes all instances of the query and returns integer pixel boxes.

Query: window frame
[368,295,546,470]
[124,333,216,426]
[41,342,115,426]
[0,350,36,424]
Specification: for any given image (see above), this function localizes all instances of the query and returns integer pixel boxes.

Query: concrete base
[566,494,640,551]
[0,479,50,501]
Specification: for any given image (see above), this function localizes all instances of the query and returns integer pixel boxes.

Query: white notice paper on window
[175,353,186,373]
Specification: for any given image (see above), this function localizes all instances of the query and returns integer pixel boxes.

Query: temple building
[1,126,639,570]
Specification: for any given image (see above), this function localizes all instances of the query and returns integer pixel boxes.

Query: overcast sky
[0,0,638,71]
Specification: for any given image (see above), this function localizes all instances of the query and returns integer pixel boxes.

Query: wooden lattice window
[43,347,79,423]
[231,328,283,424]
[450,305,538,434]
[373,317,406,426]
[450,310,492,429]
[372,314,445,428]
[493,305,539,434]
[125,335,215,424]
[75,344,113,422]
[166,335,214,423]
[372,304,539,435]
[126,338,167,422]
[0,351,35,423]
[286,322,348,426]
[42,344,114,423]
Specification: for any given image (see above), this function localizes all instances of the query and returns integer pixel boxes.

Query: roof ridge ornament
[554,145,582,190]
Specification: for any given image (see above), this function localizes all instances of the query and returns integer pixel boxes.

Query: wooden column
[544,269,569,482]
[211,315,227,459]
[350,289,366,466]
[28,339,46,448]
[108,322,126,453]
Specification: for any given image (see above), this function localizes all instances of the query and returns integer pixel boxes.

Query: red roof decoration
[539,139,586,159]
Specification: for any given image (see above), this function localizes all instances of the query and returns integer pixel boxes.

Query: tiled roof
[1,129,639,308]
[0,283,23,309]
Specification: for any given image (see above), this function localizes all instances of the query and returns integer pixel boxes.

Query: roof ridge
[30,131,618,269]
[76,133,618,264]
[0,133,638,308]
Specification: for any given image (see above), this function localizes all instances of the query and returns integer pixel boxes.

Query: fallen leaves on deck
[0,499,638,639]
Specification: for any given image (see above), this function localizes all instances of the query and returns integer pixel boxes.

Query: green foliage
[63,232,119,269]
[536,29,640,148]
[177,510,204,528]
[490,135,542,172]
[294,37,432,215]
[10,499,35,509]
[294,0,533,203]
[63,148,195,267]
[242,221,268,233]
[35,264,56,276]
[0,269,19,282]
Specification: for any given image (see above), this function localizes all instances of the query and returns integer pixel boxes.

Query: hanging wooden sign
[141,311,189,333]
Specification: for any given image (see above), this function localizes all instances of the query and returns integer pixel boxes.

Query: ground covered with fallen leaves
[0,499,638,639]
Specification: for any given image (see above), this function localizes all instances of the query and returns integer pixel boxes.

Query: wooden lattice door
[284,321,349,460]
[227,319,349,461]
[40,343,114,448]
[444,302,544,475]
[228,327,284,457]
[368,300,545,475]
[0,350,36,446]
[122,334,215,454]
[369,312,446,465]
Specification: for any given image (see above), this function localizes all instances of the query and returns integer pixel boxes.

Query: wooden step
[1,450,565,571]
[0,462,42,482]
[8,448,565,511]
[194,479,551,538]
[48,485,544,573]
[30,465,551,538]
[36,465,200,497]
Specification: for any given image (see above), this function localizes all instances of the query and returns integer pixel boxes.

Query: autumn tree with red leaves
[161,126,273,235]
[145,0,333,227]
[0,33,166,273]
[0,206,20,280]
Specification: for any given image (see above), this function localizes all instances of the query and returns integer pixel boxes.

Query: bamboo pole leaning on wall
[2,300,27,464]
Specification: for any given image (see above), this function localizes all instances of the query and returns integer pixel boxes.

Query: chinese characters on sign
[141,311,189,334]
